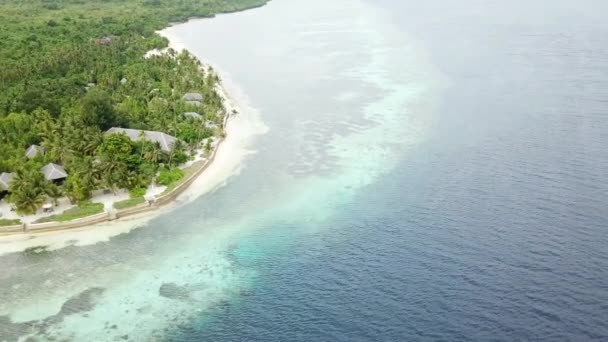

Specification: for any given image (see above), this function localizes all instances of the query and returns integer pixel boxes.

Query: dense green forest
[0,0,268,214]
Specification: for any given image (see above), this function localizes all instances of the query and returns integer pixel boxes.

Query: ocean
[1,0,608,340]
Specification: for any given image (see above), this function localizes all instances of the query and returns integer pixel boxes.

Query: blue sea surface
[169,1,608,340]
[1,0,608,341]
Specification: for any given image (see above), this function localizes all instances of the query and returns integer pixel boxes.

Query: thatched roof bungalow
[185,100,202,107]
[106,127,177,152]
[25,145,45,159]
[0,172,14,191]
[41,163,68,181]
[205,121,219,130]
[184,112,202,119]
[182,93,203,102]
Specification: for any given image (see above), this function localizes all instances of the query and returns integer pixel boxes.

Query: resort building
[184,112,202,119]
[25,145,45,159]
[182,93,203,107]
[182,93,203,102]
[106,127,177,152]
[0,172,14,192]
[41,163,68,182]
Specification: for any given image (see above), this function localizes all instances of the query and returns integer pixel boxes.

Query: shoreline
[0,27,267,252]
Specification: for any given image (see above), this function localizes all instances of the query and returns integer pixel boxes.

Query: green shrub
[34,202,104,223]
[129,187,147,198]
[160,160,205,195]
[42,3,60,10]
[156,168,184,186]
[114,197,146,210]
[0,218,22,227]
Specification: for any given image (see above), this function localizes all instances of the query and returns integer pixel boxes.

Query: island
[0,0,268,233]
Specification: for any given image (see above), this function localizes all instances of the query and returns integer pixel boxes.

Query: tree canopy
[0,0,267,213]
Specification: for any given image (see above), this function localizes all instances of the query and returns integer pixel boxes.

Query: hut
[185,101,202,107]
[184,112,202,119]
[182,93,203,102]
[106,128,177,152]
[205,121,219,130]
[41,163,68,183]
[120,77,127,85]
[0,172,14,192]
[25,145,45,159]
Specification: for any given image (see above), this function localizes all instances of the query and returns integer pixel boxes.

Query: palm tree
[138,131,148,160]
[32,109,58,140]
[43,134,73,165]
[44,183,63,206]
[144,142,163,164]
[98,159,128,195]
[71,127,102,156]
[64,159,98,203]
[168,140,186,166]
[9,187,45,215]
[204,139,213,154]
[7,169,49,215]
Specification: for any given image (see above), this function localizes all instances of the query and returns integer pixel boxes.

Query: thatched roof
[41,163,67,181]
[205,120,218,129]
[182,93,203,102]
[106,127,177,152]
[184,112,202,119]
[0,172,14,191]
[25,145,45,159]
[185,100,202,107]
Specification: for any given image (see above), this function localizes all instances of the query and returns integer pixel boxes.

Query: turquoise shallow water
[2,0,608,341]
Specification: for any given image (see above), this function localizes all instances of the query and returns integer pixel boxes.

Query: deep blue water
[178,148,608,340]
[168,1,608,340]
[1,0,608,341]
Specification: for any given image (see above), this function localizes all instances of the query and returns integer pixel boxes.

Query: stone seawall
[0,224,25,233]
[26,212,111,233]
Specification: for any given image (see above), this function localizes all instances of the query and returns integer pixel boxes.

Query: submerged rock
[158,282,190,300]
[0,288,104,342]
[57,287,105,319]
[0,315,32,342]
